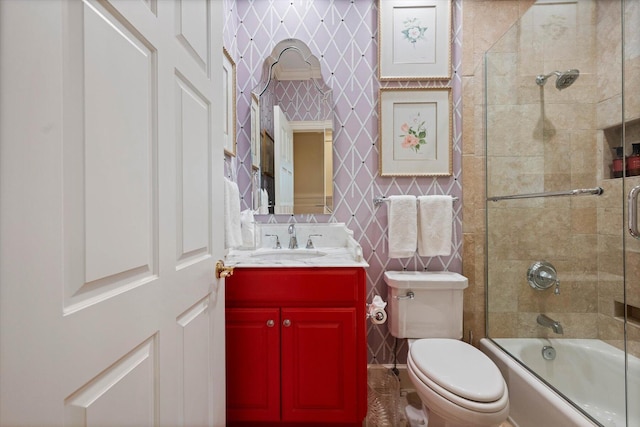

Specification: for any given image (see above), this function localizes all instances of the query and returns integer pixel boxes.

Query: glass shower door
[484,0,634,425]
[623,1,640,425]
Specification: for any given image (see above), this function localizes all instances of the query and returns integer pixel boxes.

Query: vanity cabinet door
[280,307,358,423]
[226,308,281,422]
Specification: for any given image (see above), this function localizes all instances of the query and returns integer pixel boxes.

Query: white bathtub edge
[480,338,598,427]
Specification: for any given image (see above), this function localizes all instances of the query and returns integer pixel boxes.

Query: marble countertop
[225,246,368,268]
[225,223,368,268]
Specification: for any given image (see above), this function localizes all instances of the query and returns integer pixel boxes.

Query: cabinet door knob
[283,319,291,327]
[266,320,275,328]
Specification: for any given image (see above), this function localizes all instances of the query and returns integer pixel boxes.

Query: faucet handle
[306,234,322,249]
[264,234,281,249]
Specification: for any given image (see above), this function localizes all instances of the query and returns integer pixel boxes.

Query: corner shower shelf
[487,187,603,202]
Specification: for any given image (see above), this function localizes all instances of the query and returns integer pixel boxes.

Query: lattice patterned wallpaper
[224,0,463,364]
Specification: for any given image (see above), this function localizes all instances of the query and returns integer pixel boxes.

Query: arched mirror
[251,38,333,215]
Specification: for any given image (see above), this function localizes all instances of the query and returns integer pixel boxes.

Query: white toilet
[384,271,509,427]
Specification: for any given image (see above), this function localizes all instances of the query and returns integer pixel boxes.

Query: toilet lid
[409,339,505,403]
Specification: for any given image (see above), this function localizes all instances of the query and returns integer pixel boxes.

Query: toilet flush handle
[395,291,415,300]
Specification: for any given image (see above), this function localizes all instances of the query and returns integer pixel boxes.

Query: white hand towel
[417,195,452,257]
[253,185,260,213]
[224,178,243,248]
[258,189,269,214]
[387,195,417,258]
[240,209,255,248]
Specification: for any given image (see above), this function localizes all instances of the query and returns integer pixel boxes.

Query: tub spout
[537,314,563,334]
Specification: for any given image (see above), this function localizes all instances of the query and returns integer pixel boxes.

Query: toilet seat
[408,339,508,414]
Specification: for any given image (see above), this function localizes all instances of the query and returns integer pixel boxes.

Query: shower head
[535,69,580,90]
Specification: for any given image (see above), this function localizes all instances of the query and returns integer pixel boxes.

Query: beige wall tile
[458,0,634,347]
[487,260,526,313]
[597,95,623,129]
[471,1,520,55]
[462,77,476,156]
[571,207,597,234]
[487,312,518,338]
[461,0,475,77]
[487,156,545,198]
[625,57,640,121]
[598,313,625,345]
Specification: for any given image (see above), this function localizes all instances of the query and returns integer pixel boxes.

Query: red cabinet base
[225,267,367,425]
[228,422,363,427]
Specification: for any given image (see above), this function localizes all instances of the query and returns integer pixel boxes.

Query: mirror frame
[251,38,334,215]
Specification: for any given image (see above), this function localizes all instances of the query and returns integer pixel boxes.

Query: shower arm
[535,71,559,86]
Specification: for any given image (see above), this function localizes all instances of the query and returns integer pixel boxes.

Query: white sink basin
[250,249,327,261]
[225,223,368,267]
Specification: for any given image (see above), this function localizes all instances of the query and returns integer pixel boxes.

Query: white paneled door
[0,1,226,426]
[274,106,294,214]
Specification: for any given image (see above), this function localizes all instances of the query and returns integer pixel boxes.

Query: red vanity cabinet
[225,267,367,427]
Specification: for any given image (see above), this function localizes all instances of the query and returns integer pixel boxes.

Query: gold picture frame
[250,93,260,168]
[223,47,236,156]
[379,87,452,176]
[378,0,452,80]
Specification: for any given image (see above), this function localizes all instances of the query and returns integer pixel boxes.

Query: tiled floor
[401,391,514,427]
[366,366,514,427]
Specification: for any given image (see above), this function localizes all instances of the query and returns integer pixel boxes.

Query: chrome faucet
[306,234,322,249]
[264,234,281,249]
[288,224,298,249]
[537,314,563,334]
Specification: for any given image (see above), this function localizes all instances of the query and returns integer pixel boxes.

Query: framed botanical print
[379,87,452,176]
[378,0,452,80]
[222,47,236,156]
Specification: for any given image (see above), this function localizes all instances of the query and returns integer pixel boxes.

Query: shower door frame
[482,1,635,426]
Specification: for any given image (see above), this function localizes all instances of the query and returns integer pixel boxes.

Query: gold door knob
[215,260,234,279]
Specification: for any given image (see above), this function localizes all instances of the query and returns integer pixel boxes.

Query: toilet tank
[384,271,468,339]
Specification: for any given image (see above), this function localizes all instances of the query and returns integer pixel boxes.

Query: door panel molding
[177,296,212,426]
[63,0,159,313]
[175,0,210,75]
[175,71,212,269]
[65,335,158,427]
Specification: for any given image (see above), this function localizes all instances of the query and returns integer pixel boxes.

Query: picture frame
[379,87,452,177]
[222,47,236,156]
[250,93,260,169]
[378,0,452,80]
[261,129,274,177]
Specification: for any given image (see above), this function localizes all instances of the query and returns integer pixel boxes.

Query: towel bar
[487,186,603,202]
[373,195,459,207]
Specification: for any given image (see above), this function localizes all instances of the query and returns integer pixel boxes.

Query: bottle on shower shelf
[627,143,640,177]
[612,146,625,178]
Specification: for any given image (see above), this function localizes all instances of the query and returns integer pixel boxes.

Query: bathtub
[480,338,639,427]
